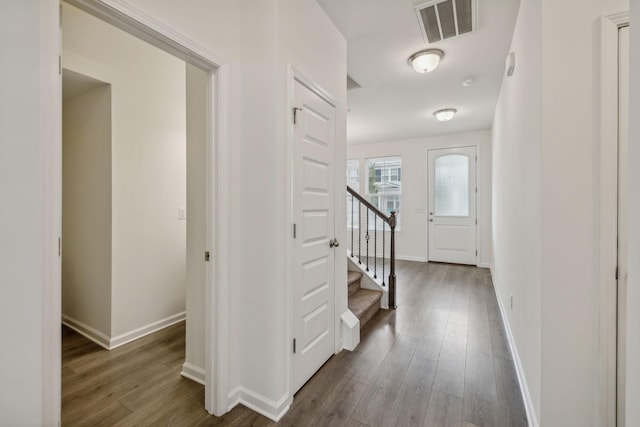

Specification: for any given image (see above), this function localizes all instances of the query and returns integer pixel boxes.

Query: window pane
[434,154,469,216]
[346,160,360,229]
[365,156,401,230]
[367,156,401,194]
[346,159,359,189]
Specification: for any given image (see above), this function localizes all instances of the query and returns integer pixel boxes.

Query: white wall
[62,83,112,338]
[8,0,639,424]
[626,0,640,424]
[491,0,542,419]
[3,0,345,422]
[0,1,61,425]
[492,0,628,424]
[278,0,349,403]
[185,63,208,377]
[97,0,346,417]
[347,130,492,267]
[540,0,626,424]
[62,3,187,340]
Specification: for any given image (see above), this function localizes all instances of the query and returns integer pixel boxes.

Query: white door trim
[42,2,63,423]
[56,0,232,416]
[598,9,629,427]
[286,66,339,399]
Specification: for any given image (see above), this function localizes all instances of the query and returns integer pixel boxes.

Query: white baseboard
[477,262,491,269]
[227,387,291,422]
[62,315,111,350]
[109,311,186,349]
[64,311,186,350]
[396,255,427,262]
[491,274,539,427]
[181,362,206,385]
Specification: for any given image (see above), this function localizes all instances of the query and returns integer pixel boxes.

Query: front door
[427,146,477,265]
[292,79,336,393]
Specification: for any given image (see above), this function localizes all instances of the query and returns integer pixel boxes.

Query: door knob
[329,238,340,248]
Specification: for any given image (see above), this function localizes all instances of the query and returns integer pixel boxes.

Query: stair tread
[348,288,382,320]
[348,271,363,286]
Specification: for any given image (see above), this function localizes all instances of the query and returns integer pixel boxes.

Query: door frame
[598,9,629,427]
[425,144,479,265]
[52,0,232,416]
[286,67,341,398]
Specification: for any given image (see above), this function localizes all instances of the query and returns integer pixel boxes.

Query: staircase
[347,185,397,309]
[347,271,382,329]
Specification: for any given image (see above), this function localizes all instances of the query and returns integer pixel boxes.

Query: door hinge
[58,237,61,257]
[293,224,297,238]
[293,338,297,354]
[616,266,619,280]
[292,107,302,125]
[205,251,210,262]
[476,250,478,256]
[59,55,62,75]
[475,219,477,225]
[475,187,477,193]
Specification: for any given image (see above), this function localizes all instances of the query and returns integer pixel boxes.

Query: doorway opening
[57,0,230,416]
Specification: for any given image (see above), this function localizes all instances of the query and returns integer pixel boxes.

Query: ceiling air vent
[415,0,476,44]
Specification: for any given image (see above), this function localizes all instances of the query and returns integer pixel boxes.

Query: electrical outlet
[510,295,513,310]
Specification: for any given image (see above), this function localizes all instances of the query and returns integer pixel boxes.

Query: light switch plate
[178,207,187,220]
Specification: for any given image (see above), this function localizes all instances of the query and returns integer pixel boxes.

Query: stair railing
[347,185,397,309]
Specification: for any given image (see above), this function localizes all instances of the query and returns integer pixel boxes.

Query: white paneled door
[427,146,477,265]
[292,79,336,393]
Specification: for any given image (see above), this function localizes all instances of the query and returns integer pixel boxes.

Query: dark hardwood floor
[62,260,528,426]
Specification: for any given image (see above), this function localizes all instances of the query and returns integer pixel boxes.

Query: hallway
[278,261,528,426]
[61,261,527,426]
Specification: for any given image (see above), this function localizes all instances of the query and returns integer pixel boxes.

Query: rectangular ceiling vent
[415,0,476,44]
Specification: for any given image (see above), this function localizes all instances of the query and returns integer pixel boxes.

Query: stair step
[348,271,363,297]
[348,288,382,329]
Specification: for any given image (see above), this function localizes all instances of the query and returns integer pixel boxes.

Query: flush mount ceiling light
[433,108,457,121]
[408,49,444,73]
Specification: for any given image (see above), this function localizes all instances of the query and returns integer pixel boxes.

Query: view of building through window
[346,156,402,230]
[367,156,401,228]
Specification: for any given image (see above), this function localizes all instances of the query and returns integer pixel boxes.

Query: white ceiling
[317,0,521,144]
